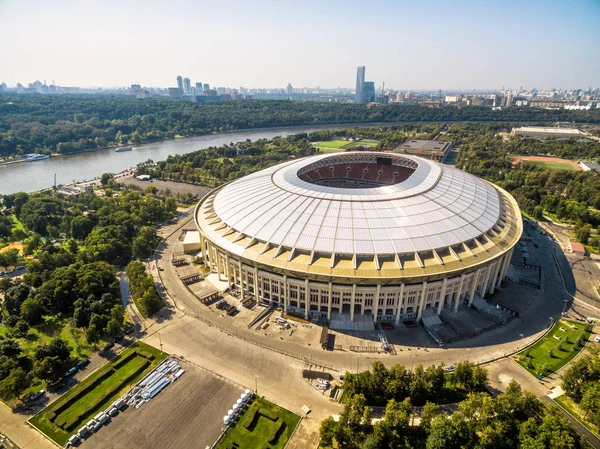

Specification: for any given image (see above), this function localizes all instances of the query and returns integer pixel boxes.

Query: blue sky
[0,0,598,90]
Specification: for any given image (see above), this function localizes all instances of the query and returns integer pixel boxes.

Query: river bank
[0,118,553,167]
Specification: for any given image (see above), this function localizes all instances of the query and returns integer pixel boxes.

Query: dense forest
[1,94,599,157]
[0,186,176,400]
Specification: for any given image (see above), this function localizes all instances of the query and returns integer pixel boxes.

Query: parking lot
[83,361,242,449]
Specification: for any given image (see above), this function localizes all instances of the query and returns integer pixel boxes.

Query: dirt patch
[0,241,24,255]
[510,156,582,171]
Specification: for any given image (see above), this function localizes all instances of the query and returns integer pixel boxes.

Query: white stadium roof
[211,152,503,257]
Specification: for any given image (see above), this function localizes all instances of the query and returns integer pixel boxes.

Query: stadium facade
[194,152,522,323]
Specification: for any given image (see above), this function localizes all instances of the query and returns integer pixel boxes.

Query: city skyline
[1,0,599,90]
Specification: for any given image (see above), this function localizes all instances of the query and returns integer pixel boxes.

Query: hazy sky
[1,0,599,90]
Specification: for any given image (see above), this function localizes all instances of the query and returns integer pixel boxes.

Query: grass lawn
[516,319,592,378]
[523,160,577,171]
[216,396,301,449]
[343,139,380,149]
[132,296,149,319]
[312,140,349,149]
[555,394,600,437]
[10,214,25,232]
[312,139,380,154]
[0,315,103,361]
[29,342,167,446]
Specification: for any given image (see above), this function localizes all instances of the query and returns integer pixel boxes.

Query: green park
[516,319,592,378]
[216,396,301,449]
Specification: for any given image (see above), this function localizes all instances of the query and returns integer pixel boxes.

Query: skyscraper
[195,82,203,91]
[363,82,375,103]
[183,78,191,95]
[176,76,183,93]
[355,66,365,103]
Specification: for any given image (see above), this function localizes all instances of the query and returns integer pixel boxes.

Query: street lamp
[255,375,259,394]
[562,299,569,316]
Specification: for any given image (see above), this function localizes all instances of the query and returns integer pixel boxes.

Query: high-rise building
[203,83,210,91]
[195,82,203,91]
[355,66,365,103]
[286,83,293,99]
[363,82,375,103]
[183,78,191,95]
[176,76,183,93]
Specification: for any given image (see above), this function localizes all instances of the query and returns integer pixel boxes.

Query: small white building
[183,231,202,253]
[580,161,600,173]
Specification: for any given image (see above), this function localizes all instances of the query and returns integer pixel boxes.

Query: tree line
[322,374,584,449]
[1,93,599,157]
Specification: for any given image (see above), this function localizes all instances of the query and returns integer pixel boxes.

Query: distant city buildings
[354,66,376,104]
[363,82,375,103]
[183,77,191,95]
[176,76,183,94]
[355,66,365,103]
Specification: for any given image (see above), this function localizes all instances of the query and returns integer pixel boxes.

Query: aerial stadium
[194,152,522,325]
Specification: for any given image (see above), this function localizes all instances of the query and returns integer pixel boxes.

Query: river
[0,124,362,194]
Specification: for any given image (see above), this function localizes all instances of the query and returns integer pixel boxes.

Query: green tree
[0,367,30,400]
[20,296,45,324]
[132,226,161,259]
[420,401,441,433]
[12,228,27,242]
[86,324,100,343]
[319,416,338,447]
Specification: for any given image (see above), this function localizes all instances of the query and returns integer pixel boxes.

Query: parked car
[76,359,90,369]
[102,342,114,351]
[594,336,600,343]
[444,365,455,372]
[27,390,46,402]
[15,265,25,271]
[64,367,77,377]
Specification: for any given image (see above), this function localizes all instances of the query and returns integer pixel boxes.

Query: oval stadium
[194,152,522,326]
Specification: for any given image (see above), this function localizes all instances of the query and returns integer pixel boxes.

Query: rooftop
[394,140,452,156]
[195,152,522,278]
[512,127,586,136]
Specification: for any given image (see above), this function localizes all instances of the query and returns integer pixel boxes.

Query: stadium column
[454,274,465,312]
[489,258,502,294]
[374,285,381,322]
[468,269,481,307]
[253,267,259,301]
[499,250,512,284]
[304,279,310,319]
[198,234,205,261]
[238,258,244,300]
[417,281,427,321]
[327,282,333,320]
[350,284,357,322]
[226,255,232,288]
[480,265,492,298]
[436,278,448,315]
[216,251,222,281]
[282,275,288,312]
[395,283,405,325]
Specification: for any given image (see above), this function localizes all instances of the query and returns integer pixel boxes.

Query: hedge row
[138,350,155,360]
[267,418,284,444]
[50,367,116,421]
[62,360,150,431]
[112,350,138,369]
[258,407,278,422]
[242,406,259,429]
